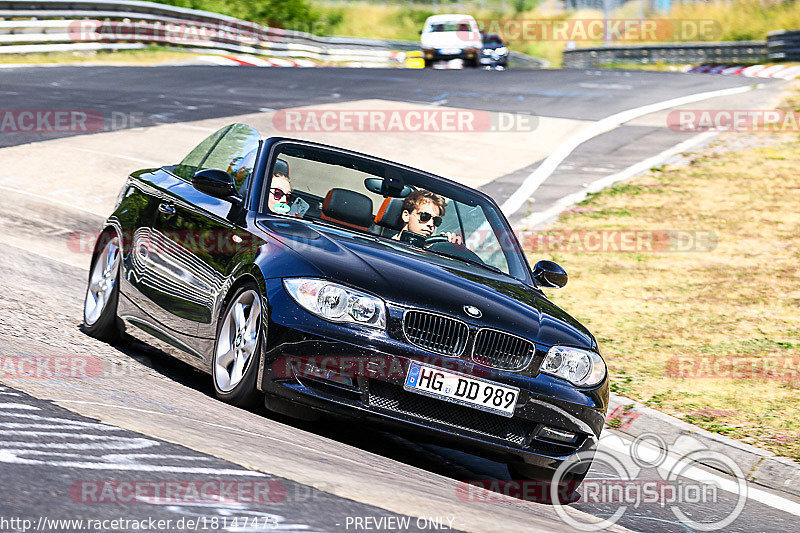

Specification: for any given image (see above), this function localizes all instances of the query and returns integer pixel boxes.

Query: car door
[145,124,261,361]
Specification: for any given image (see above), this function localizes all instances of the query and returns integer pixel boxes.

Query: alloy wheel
[214,290,262,392]
[84,236,120,326]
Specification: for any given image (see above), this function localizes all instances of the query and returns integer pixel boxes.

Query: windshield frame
[256,138,534,285]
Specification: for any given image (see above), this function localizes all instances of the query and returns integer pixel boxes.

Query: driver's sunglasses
[269,188,293,202]
[416,211,443,227]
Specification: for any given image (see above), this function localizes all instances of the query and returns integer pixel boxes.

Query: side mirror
[192,169,240,202]
[532,260,568,288]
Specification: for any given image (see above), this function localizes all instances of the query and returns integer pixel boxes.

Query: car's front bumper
[479,54,508,66]
[259,279,608,471]
[423,48,479,63]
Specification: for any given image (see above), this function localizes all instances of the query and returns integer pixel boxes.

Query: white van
[420,14,482,67]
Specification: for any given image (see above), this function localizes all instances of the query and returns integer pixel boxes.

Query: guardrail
[563,41,768,68]
[0,0,545,67]
[0,0,412,64]
[767,30,800,62]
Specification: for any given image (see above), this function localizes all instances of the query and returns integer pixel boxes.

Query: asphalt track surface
[0,66,762,148]
[1,65,798,532]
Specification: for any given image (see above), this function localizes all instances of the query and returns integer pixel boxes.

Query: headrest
[374,197,405,230]
[274,158,289,177]
[320,188,374,231]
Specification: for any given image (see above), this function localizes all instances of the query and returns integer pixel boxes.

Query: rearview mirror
[532,260,568,288]
[364,177,413,198]
[192,169,240,202]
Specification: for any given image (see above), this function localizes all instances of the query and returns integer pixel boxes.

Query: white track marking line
[0,403,40,410]
[518,131,718,228]
[501,84,760,217]
[602,435,800,516]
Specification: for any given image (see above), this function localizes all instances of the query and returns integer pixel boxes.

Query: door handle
[158,203,176,217]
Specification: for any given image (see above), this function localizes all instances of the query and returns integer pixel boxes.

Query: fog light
[538,426,577,443]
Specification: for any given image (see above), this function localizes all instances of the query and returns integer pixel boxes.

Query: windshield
[261,142,530,282]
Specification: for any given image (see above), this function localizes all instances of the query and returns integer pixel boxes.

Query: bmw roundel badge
[464,305,482,318]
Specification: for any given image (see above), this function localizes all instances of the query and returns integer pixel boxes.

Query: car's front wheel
[83,232,122,343]
[212,284,263,407]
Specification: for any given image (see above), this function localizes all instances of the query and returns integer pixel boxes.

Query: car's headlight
[283,278,386,329]
[540,346,605,387]
[496,46,508,55]
[482,49,492,55]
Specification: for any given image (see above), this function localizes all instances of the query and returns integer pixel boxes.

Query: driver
[396,190,462,244]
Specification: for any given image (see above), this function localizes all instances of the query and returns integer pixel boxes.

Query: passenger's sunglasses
[416,211,443,227]
[269,188,293,202]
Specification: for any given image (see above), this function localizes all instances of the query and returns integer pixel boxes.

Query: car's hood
[260,219,594,349]
[421,33,481,49]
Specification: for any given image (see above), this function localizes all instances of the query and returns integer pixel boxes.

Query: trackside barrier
[0,0,545,67]
[767,30,800,62]
[562,40,769,68]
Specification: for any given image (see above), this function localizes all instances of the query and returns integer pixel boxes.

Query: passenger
[267,172,293,214]
[397,190,462,244]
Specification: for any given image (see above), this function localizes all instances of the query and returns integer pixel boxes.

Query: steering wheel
[424,235,451,245]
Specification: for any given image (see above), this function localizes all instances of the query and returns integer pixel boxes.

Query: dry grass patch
[0,47,202,65]
[526,131,800,459]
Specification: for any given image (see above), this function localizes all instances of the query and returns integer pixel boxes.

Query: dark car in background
[82,123,608,486]
[480,33,509,68]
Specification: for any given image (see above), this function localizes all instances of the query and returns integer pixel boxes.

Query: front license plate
[404,361,519,417]
[439,48,461,55]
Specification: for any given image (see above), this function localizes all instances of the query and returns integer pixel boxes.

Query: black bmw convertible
[82,123,609,485]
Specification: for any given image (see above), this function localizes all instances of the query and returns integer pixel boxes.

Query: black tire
[82,232,122,344]
[211,283,264,407]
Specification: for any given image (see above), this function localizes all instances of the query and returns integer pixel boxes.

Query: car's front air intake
[402,310,468,356]
[472,328,534,371]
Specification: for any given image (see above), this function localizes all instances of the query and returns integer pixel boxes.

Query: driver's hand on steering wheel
[440,232,463,245]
